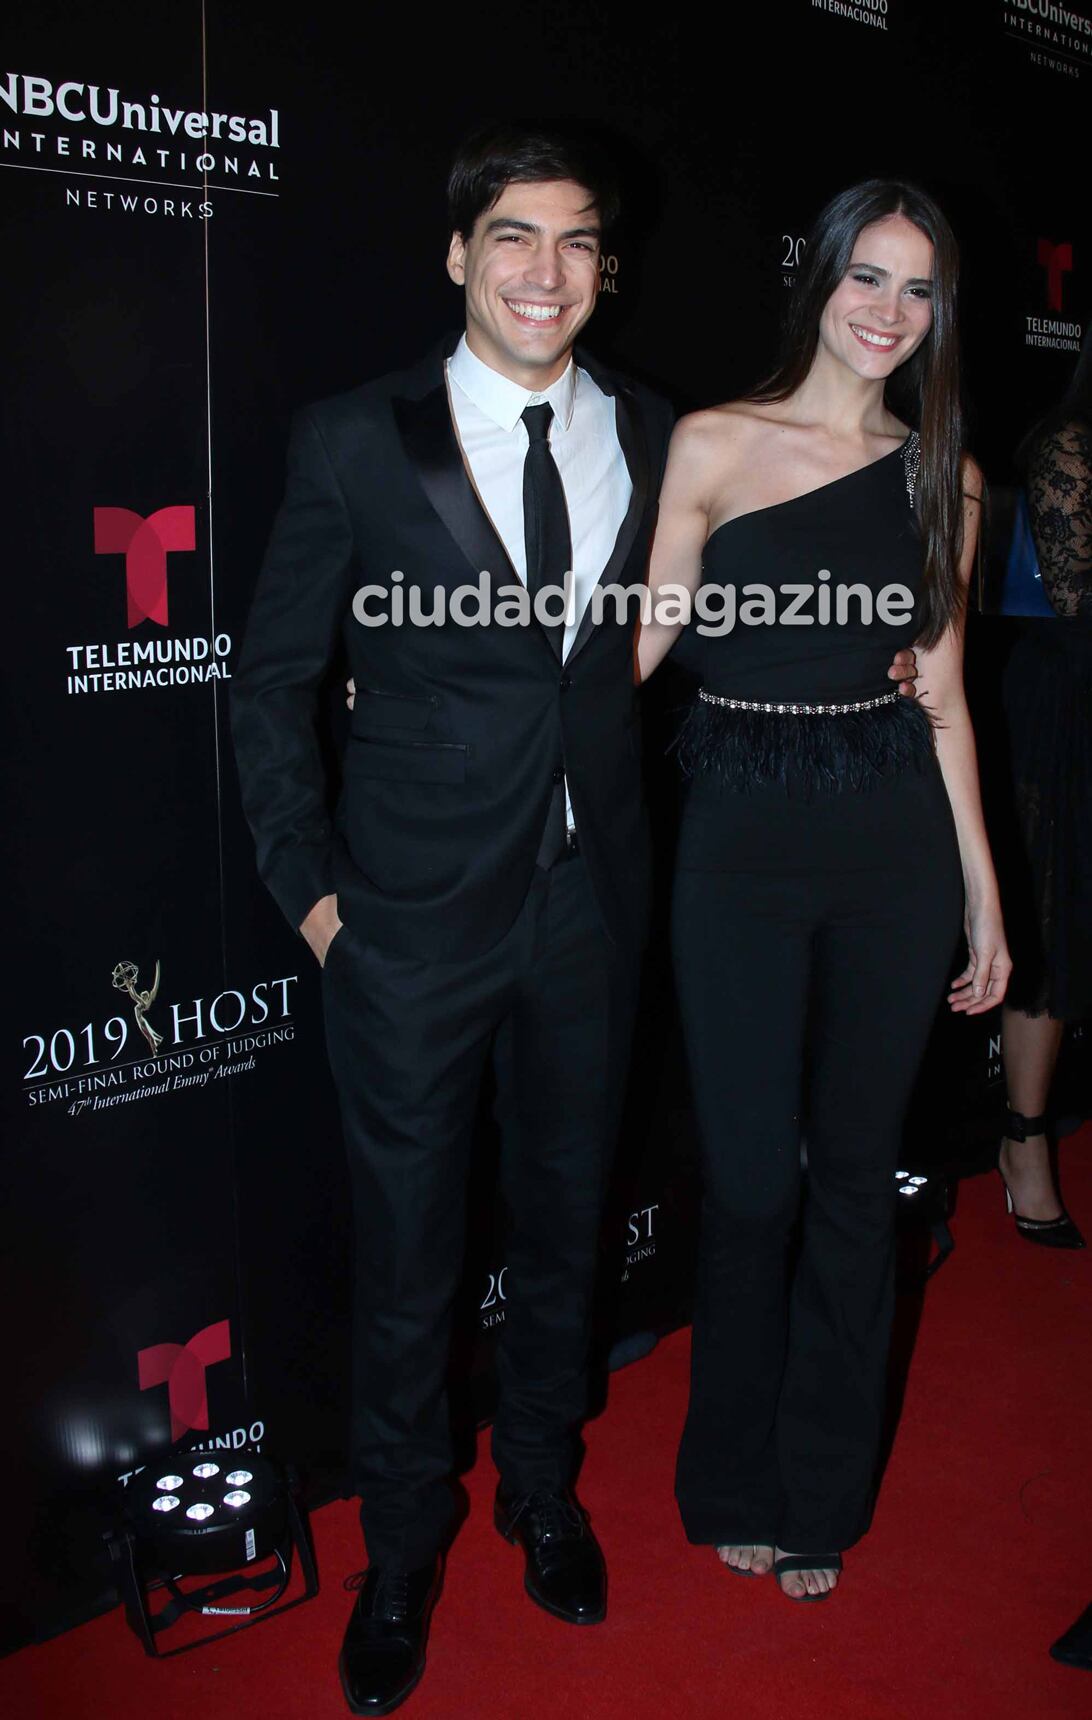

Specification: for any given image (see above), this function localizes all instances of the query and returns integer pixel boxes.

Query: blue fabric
[1001,490,1057,618]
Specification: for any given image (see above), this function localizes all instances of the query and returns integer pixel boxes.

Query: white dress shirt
[446,336,632,657]
[446,336,632,834]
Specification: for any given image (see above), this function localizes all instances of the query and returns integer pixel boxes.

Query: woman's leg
[775,772,963,1584]
[999,1005,1067,1220]
[672,859,814,1553]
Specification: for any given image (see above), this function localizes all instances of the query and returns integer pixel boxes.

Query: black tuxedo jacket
[231,336,674,961]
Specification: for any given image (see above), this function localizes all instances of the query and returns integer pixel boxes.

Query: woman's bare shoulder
[670,400,786,463]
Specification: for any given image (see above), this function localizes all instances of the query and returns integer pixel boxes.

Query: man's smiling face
[446,178,602,388]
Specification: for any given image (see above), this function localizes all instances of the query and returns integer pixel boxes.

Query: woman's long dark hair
[751,180,965,647]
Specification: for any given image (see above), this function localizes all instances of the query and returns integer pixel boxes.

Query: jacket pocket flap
[348,736,467,783]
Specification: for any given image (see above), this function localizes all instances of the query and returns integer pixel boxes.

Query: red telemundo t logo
[138,1318,231,1440]
[1037,239,1073,315]
[93,505,196,627]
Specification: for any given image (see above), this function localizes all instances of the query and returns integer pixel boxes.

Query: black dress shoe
[338,1559,441,1716]
[1051,1600,1092,1669]
[494,1486,606,1624]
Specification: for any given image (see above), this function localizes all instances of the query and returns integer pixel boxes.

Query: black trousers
[322,857,639,1569]
[671,762,962,1555]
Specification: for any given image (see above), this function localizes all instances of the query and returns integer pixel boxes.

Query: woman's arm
[915,456,1011,1014]
[1026,419,1092,618]
[635,414,719,683]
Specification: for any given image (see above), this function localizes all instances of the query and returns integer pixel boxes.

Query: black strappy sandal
[772,1553,843,1602]
[1000,1109,1086,1250]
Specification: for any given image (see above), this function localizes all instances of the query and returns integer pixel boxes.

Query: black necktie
[521,403,571,653]
[522,402,571,866]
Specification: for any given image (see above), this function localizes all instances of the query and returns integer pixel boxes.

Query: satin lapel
[567,377,651,664]
[392,382,515,587]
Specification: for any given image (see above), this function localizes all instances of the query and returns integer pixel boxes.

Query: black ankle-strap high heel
[1000,1108,1086,1250]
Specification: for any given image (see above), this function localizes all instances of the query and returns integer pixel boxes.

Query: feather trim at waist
[673,688,936,795]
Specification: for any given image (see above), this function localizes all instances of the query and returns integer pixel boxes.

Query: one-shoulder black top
[672,433,933,793]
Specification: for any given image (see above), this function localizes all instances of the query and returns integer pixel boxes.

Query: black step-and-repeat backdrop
[4,0,1089,1651]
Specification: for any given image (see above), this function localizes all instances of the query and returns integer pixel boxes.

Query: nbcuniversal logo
[0,70,282,218]
[0,74,280,148]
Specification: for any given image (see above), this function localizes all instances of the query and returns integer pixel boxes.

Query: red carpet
[9,1129,1092,1720]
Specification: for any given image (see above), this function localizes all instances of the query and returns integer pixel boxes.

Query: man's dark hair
[447,122,620,240]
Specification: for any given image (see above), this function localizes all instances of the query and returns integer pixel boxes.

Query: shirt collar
[448,334,577,435]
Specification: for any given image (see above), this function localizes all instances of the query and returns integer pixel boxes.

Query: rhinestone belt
[698,689,900,716]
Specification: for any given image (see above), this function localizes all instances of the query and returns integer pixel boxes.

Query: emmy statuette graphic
[112,959,164,1054]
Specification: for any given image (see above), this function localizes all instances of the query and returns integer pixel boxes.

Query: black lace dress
[1000,417,1092,1018]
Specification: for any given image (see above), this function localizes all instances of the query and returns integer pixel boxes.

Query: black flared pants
[672,763,962,1554]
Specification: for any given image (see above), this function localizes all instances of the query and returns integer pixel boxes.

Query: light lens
[898,1185,915,1196]
[157,1474,184,1490]
[186,1502,215,1521]
[152,1495,180,1513]
[223,1490,251,1508]
[225,1469,253,1487]
[192,1463,220,1479]
[909,1176,927,1187]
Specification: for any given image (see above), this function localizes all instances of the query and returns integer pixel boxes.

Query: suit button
[552,767,565,784]
[559,675,572,691]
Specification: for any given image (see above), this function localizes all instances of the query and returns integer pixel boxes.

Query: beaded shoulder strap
[902,430,921,509]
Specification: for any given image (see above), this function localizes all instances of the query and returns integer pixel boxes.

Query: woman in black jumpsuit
[638,181,1010,1600]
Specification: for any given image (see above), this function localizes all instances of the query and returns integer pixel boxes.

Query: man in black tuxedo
[233,125,672,1714]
